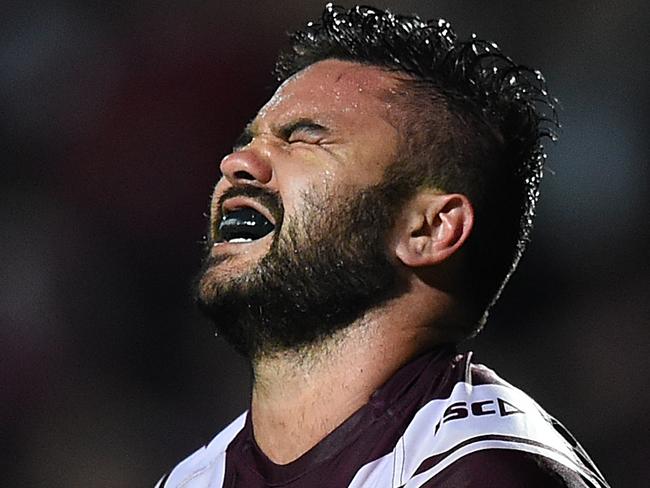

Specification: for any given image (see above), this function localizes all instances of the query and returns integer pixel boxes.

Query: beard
[195,174,412,360]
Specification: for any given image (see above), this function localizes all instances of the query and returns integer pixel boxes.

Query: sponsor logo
[434,398,524,435]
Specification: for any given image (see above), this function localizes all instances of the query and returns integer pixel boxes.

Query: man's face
[196,59,411,358]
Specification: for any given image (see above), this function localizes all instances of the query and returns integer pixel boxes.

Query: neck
[249,297,444,465]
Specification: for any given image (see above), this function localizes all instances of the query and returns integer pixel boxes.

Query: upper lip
[220,196,276,226]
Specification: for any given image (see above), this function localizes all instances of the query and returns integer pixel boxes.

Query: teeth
[227,237,254,243]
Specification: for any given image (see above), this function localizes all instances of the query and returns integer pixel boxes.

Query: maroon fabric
[216,347,604,487]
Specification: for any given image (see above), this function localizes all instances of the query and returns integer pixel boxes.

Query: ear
[394,191,474,268]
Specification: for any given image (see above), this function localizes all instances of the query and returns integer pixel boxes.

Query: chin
[201,252,254,286]
[199,236,271,293]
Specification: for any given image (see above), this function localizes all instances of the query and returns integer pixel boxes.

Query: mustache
[216,186,284,227]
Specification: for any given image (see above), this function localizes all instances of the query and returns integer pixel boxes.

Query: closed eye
[231,119,330,151]
[281,119,329,144]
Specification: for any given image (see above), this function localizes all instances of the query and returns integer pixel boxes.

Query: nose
[219,148,273,186]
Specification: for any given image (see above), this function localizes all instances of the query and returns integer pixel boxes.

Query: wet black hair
[274,4,558,336]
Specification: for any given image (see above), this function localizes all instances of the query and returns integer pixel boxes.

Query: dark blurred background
[1,1,647,486]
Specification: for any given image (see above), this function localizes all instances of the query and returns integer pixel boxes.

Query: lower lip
[210,232,274,254]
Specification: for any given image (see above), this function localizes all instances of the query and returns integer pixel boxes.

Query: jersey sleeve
[417,449,596,488]
[350,381,609,488]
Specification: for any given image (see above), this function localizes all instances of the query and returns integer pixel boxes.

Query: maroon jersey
[156,347,609,487]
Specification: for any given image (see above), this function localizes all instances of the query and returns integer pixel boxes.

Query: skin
[204,59,474,464]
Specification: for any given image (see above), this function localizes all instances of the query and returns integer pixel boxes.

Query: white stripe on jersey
[347,381,606,488]
[404,439,594,488]
[155,412,247,488]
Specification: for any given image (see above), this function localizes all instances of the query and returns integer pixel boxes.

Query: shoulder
[349,354,608,487]
[155,412,247,488]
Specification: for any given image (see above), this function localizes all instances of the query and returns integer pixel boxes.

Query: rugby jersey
[156,347,609,487]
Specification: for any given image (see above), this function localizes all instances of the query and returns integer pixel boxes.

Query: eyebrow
[232,118,330,151]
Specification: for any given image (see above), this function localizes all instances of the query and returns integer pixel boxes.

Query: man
[157,4,609,487]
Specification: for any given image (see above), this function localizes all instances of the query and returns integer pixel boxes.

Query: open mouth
[217,207,275,243]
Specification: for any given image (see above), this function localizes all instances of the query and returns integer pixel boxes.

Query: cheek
[275,160,338,202]
[348,148,394,185]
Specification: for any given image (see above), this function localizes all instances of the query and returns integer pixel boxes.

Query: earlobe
[394,192,474,268]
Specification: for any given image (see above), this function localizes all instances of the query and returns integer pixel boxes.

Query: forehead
[252,59,400,129]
